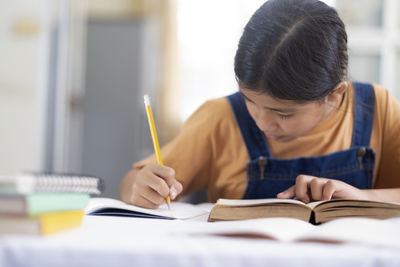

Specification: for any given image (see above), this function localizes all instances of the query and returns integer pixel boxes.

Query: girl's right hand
[121,162,183,209]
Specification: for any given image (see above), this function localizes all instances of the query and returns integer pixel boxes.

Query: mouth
[264,133,282,140]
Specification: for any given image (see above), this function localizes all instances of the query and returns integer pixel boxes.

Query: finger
[295,175,313,203]
[139,167,169,198]
[296,194,310,204]
[151,163,176,187]
[169,180,183,200]
[322,180,336,201]
[134,196,159,209]
[130,191,161,209]
[149,163,183,200]
[309,178,327,201]
[277,185,295,199]
[146,175,170,199]
[140,185,168,206]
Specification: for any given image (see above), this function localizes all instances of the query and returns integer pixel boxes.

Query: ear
[326,81,348,103]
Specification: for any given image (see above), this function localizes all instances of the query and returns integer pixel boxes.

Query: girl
[121,0,400,209]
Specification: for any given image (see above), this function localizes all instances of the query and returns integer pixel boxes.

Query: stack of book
[0,173,102,235]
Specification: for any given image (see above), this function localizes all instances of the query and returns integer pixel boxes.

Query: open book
[85,197,209,220]
[208,198,400,224]
[178,217,400,248]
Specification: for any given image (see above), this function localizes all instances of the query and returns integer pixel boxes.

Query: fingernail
[170,186,177,199]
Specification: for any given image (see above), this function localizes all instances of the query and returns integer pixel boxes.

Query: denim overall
[227,82,376,199]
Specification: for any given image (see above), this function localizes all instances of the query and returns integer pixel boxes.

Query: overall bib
[227,82,376,199]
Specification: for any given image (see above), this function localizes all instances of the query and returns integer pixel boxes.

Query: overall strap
[351,82,376,147]
[227,92,271,158]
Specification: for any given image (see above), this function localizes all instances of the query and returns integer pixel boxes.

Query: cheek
[277,113,319,138]
[284,120,304,133]
[245,102,259,121]
[289,115,320,134]
[246,104,270,130]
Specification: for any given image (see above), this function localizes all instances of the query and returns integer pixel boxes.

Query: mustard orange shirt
[134,83,400,202]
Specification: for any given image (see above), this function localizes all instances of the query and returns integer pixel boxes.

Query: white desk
[1,215,400,267]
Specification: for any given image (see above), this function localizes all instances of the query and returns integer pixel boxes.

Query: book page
[210,198,312,222]
[309,199,400,210]
[307,199,400,223]
[216,198,307,206]
[305,200,325,209]
[85,197,209,220]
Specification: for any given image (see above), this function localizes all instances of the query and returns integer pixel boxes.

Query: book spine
[27,193,90,216]
[38,210,84,235]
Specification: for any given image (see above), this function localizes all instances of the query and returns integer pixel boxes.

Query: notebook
[85,197,209,220]
[0,173,103,195]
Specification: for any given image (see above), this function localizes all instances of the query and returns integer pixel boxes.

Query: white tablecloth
[1,215,400,267]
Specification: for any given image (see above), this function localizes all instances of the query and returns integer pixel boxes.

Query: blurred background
[1,0,400,198]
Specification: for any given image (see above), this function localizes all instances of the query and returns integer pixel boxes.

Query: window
[336,0,400,99]
[177,0,266,121]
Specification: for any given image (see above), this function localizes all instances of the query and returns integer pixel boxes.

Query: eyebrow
[240,92,298,113]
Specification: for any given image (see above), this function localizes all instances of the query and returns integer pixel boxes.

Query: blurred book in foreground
[0,193,90,216]
[0,210,84,235]
[0,173,103,235]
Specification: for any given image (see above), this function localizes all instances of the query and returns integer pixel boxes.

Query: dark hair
[234,0,348,101]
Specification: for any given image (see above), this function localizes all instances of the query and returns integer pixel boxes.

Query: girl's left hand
[277,175,369,203]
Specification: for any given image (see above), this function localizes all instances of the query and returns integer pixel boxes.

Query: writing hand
[124,162,183,209]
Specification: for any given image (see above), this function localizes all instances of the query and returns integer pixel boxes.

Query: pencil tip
[166,197,171,210]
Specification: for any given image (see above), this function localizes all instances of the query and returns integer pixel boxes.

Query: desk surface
[1,215,400,267]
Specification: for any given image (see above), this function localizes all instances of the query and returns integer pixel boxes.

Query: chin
[276,135,297,142]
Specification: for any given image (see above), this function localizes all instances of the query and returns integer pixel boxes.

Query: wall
[0,1,41,174]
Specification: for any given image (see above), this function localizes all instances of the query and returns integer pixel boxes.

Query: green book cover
[26,193,90,216]
[0,193,90,216]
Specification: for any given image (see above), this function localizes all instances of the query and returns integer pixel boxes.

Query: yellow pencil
[144,94,171,209]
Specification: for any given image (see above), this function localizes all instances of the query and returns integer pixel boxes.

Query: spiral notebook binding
[13,173,104,195]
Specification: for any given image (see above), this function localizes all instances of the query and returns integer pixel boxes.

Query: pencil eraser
[144,94,150,105]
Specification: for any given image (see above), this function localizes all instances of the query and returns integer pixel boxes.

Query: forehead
[239,88,312,109]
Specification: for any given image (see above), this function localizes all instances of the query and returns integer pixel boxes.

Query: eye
[243,97,254,105]
[278,114,293,120]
